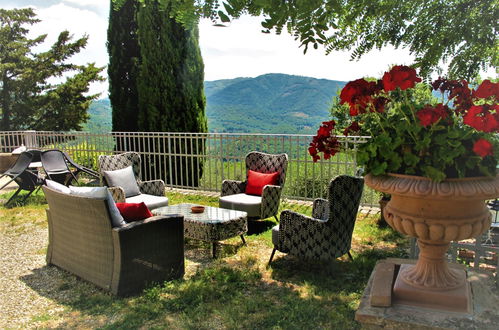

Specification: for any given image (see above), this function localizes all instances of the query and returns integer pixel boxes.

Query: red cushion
[116,202,153,222]
[245,170,280,196]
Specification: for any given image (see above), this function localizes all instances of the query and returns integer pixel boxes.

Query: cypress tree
[107,0,140,132]
[136,0,206,134]
[107,0,207,186]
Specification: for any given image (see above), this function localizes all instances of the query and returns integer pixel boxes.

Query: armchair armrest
[112,214,181,232]
[312,198,329,220]
[138,179,165,196]
[111,214,184,296]
[108,186,125,203]
[261,184,282,219]
[277,209,327,252]
[221,179,246,196]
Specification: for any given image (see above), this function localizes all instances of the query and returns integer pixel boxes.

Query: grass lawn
[0,189,408,329]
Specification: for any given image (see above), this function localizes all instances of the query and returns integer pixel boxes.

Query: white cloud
[199,16,415,82]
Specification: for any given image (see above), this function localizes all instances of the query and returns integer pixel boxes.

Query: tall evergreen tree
[107,0,140,132]
[136,0,206,134]
[107,0,207,186]
[0,8,104,132]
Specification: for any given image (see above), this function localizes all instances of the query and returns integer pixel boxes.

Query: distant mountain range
[85,73,346,134]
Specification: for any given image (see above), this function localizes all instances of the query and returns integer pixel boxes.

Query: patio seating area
[0,131,498,328]
[0,172,412,328]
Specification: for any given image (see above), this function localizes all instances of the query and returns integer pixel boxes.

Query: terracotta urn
[365,173,499,311]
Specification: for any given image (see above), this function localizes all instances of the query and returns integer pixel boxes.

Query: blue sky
[3,0,492,98]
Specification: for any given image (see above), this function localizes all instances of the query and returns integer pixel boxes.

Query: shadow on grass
[0,190,47,209]
[268,247,407,298]
[247,219,275,235]
[20,256,364,329]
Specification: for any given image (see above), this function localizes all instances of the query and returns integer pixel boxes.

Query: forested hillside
[85,74,345,134]
[83,99,112,132]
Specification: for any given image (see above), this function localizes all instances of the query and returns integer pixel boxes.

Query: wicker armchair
[43,186,184,296]
[98,152,168,209]
[219,151,288,221]
[269,175,364,264]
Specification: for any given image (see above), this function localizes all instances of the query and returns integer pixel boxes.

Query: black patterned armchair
[219,151,288,221]
[98,152,168,209]
[269,175,364,264]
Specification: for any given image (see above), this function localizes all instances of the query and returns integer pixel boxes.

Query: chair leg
[5,187,21,205]
[347,251,354,261]
[240,235,246,245]
[268,247,277,266]
[20,189,35,203]
[274,215,279,222]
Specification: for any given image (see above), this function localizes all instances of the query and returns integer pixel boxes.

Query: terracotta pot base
[393,264,471,313]
[400,240,464,290]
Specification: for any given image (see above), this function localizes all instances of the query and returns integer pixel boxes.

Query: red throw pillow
[116,202,153,222]
[245,170,280,196]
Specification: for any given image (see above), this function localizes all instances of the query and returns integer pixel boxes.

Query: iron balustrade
[0,130,375,205]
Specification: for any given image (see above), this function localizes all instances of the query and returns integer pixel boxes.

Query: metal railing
[0,130,376,205]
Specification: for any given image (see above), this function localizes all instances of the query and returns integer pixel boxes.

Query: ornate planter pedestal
[365,173,499,312]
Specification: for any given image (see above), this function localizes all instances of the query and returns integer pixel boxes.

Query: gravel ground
[0,225,57,328]
[0,177,61,328]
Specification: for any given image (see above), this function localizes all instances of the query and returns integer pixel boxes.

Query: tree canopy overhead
[113,0,498,79]
[0,8,104,131]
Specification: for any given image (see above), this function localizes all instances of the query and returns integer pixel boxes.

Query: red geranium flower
[382,65,421,92]
[339,79,381,116]
[309,120,340,162]
[473,80,499,99]
[343,121,361,136]
[463,105,499,133]
[431,78,473,113]
[416,104,449,127]
[473,138,494,158]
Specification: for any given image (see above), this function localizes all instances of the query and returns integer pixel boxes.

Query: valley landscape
[85,73,345,134]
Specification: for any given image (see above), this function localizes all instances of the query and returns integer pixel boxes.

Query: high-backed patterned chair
[219,151,288,221]
[98,152,168,209]
[269,175,364,264]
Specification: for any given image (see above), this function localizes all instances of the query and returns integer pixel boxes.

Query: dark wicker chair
[219,151,288,221]
[43,186,184,296]
[269,175,364,264]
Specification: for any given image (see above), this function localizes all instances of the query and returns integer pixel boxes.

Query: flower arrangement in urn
[309,66,499,311]
[309,65,498,181]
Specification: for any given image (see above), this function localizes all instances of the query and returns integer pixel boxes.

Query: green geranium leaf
[371,161,388,176]
[446,139,462,148]
[422,166,446,182]
[403,152,420,167]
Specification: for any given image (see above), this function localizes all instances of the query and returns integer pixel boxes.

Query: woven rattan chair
[98,152,168,209]
[43,185,184,296]
[219,151,288,221]
[269,175,364,264]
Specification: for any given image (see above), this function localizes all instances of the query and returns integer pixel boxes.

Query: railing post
[24,130,37,149]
